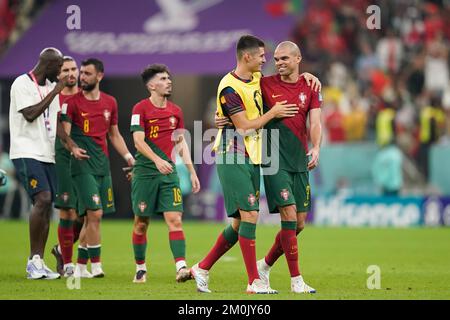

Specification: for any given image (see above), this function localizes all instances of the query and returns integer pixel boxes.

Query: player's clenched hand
[155,158,173,175]
[307,147,320,170]
[271,100,299,118]
[301,72,321,92]
[126,157,135,167]
[71,147,89,160]
[54,75,69,93]
[215,112,232,129]
[191,174,201,194]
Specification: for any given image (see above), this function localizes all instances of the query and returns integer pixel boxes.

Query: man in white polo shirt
[9,47,87,280]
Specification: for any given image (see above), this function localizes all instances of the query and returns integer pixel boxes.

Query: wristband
[124,153,134,162]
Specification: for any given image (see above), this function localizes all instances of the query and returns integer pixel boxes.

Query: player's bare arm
[230,101,299,135]
[175,134,201,194]
[59,120,89,160]
[108,124,135,167]
[20,75,69,122]
[307,108,322,170]
[133,131,173,175]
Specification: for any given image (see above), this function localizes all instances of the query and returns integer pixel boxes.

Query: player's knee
[87,211,102,224]
[280,205,297,221]
[34,192,52,211]
[134,221,148,234]
[167,217,182,230]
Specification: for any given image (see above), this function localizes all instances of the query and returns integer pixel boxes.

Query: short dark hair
[236,35,265,59]
[63,56,75,62]
[81,58,104,73]
[141,64,170,84]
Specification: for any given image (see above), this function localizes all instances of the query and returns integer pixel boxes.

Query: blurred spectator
[424,35,449,93]
[343,98,367,141]
[404,54,425,98]
[0,0,17,53]
[417,94,446,178]
[0,150,18,217]
[355,41,379,90]
[324,101,346,143]
[376,103,396,147]
[376,29,404,74]
[372,140,404,196]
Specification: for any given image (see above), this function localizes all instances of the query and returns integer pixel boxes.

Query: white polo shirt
[9,74,60,163]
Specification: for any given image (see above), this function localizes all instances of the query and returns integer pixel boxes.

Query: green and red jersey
[130,98,185,178]
[61,91,118,176]
[261,75,322,172]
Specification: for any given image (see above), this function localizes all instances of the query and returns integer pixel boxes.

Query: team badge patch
[169,116,177,129]
[62,192,69,203]
[131,114,140,126]
[299,92,306,107]
[92,194,100,205]
[30,179,38,189]
[138,201,147,213]
[280,189,290,201]
[248,193,256,206]
[104,110,111,121]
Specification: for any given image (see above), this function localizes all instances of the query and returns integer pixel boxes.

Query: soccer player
[61,58,135,278]
[257,41,322,293]
[191,35,300,294]
[9,48,87,280]
[50,56,89,277]
[130,64,200,284]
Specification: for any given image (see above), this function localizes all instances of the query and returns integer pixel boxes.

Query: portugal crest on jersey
[169,116,177,129]
[92,194,100,205]
[62,192,69,203]
[299,92,307,107]
[248,193,256,206]
[104,109,111,121]
[138,201,147,213]
[280,189,290,201]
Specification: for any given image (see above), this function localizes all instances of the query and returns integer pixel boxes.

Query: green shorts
[216,153,260,218]
[263,169,311,213]
[72,173,115,216]
[132,173,183,217]
[55,148,77,210]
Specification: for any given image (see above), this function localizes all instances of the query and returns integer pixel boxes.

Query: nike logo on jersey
[272,94,283,98]
[172,202,182,206]
[81,112,89,117]
[107,203,114,208]
[149,119,158,123]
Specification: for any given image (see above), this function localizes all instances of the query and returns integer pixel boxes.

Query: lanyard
[29,71,50,120]
[29,71,51,133]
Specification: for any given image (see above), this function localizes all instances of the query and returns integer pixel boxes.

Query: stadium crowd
[286,0,450,181]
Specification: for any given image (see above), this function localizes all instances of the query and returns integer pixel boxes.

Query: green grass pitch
[0,220,449,300]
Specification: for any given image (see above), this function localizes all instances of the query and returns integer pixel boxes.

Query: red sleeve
[310,89,322,110]
[130,102,145,132]
[62,97,76,122]
[111,98,119,125]
[177,108,185,130]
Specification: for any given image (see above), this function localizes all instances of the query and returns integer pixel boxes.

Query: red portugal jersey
[261,74,322,172]
[130,98,185,177]
[62,91,118,176]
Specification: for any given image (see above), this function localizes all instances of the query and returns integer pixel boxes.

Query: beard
[81,82,96,91]
[66,81,77,88]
